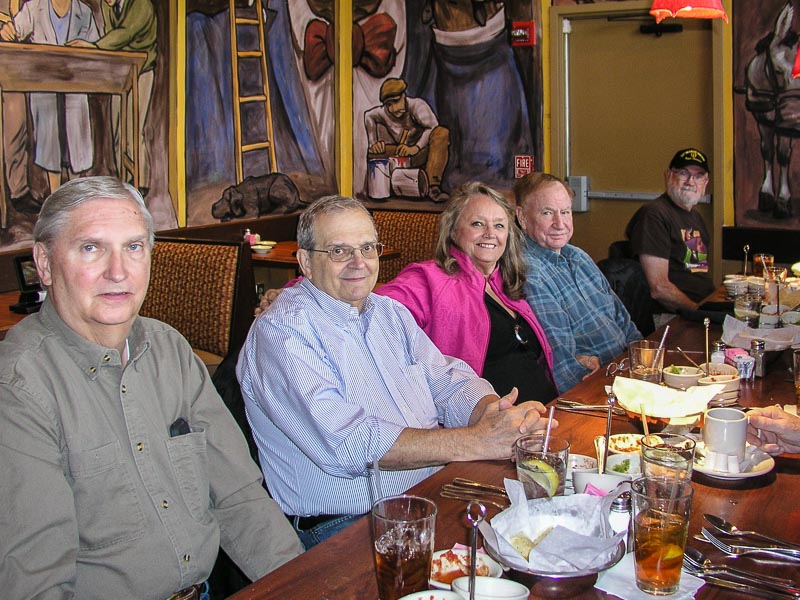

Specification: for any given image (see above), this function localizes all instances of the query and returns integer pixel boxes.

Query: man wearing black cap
[364,77,450,202]
[625,148,715,312]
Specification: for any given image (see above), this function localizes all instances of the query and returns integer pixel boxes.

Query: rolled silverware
[691,573,800,599]
[439,490,507,509]
[450,478,508,497]
[555,399,626,416]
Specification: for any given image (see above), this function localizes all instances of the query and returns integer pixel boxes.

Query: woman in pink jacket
[377,182,556,404]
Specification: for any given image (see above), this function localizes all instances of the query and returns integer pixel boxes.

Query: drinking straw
[652,325,669,371]
[640,406,650,437]
[542,405,556,453]
[372,455,384,503]
[703,318,710,371]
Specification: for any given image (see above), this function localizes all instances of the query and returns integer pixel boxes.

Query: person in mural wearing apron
[364,77,450,202]
[0,0,99,196]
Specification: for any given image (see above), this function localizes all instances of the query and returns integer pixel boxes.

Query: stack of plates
[723,275,749,298]
[747,276,766,295]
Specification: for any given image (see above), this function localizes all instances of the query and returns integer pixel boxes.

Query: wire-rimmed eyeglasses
[670,169,708,183]
[605,358,629,377]
[306,243,385,262]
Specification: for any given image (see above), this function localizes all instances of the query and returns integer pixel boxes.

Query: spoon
[676,346,706,375]
[704,514,800,550]
[466,500,487,600]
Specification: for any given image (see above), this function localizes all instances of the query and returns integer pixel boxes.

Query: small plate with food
[607,433,644,454]
[429,547,503,590]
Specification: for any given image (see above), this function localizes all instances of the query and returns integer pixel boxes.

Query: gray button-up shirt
[0,299,302,599]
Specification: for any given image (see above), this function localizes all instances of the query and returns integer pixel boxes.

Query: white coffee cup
[703,407,748,461]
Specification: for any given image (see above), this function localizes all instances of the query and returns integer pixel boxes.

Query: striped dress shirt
[237,278,494,516]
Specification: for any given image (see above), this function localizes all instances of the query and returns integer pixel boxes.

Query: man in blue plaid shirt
[515,173,642,392]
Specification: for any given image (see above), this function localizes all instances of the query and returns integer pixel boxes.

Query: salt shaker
[710,340,727,364]
[750,339,766,378]
[609,492,632,552]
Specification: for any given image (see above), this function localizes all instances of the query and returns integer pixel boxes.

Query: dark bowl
[487,540,625,599]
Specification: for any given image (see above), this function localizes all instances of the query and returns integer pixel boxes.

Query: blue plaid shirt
[522,240,642,392]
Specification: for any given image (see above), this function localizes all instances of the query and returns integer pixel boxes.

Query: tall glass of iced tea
[372,495,437,600]
[631,476,693,596]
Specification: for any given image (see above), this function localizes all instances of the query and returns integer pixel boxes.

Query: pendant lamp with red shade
[649,0,729,24]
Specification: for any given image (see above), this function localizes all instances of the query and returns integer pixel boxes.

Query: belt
[166,583,204,600]
[287,513,343,530]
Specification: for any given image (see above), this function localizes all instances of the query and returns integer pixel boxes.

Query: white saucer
[707,390,740,407]
[693,441,775,480]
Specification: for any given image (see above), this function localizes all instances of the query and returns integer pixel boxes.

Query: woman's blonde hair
[434,181,527,300]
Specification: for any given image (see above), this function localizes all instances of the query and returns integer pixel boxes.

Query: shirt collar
[524,236,574,266]
[450,246,503,288]
[298,277,375,324]
[38,296,145,378]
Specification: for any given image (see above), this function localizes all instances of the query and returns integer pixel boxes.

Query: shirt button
[89,367,96,374]
[183,554,191,563]
[121,385,127,393]
[136,442,144,452]
[102,354,110,362]
[161,500,169,509]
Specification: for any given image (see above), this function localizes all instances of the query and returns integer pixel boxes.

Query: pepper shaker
[750,339,766,378]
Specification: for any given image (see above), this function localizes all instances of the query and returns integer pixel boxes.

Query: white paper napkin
[721,315,800,351]
[595,552,704,600]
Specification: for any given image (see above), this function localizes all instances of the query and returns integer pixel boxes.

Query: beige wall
[549,4,716,264]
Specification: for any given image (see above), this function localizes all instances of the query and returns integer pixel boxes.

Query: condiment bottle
[609,492,632,552]
[710,340,726,364]
[243,228,252,244]
[750,339,766,378]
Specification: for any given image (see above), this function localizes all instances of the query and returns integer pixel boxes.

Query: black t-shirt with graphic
[626,194,715,303]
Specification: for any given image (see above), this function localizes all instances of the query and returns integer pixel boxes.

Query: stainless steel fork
[702,527,800,560]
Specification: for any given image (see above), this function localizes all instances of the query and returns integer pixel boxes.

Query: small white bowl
[781,311,800,325]
[662,365,703,389]
[698,373,740,394]
[400,591,462,600]
[452,576,530,600]
[568,454,598,474]
[604,452,642,478]
[760,304,791,328]
[698,362,738,377]
[572,471,629,494]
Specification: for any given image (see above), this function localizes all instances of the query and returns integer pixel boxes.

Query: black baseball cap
[669,148,709,172]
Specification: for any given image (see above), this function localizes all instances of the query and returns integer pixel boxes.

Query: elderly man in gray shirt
[0,177,302,600]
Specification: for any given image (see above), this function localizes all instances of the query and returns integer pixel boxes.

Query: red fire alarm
[511,21,535,47]
[515,155,534,178]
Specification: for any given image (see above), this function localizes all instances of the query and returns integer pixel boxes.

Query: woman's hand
[254,288,283,317]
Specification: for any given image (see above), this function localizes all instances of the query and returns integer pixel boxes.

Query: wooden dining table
[228,315,800,599]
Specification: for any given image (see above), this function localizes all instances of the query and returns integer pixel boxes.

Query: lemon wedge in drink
[521,459,559,497]
[662,544,684,561]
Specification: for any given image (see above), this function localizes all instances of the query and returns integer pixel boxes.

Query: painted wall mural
[0,0,175,252]
[185,0,543,225]
[734,0,800,228]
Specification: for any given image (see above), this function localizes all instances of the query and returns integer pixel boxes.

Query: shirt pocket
[165,428,212,523]
[68,440,146,551]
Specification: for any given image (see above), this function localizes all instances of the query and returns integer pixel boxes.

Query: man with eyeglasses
[625,148,716,313]
[237,195,549,549]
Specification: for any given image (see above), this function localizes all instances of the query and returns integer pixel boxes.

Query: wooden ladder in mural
[228,0,277,183]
